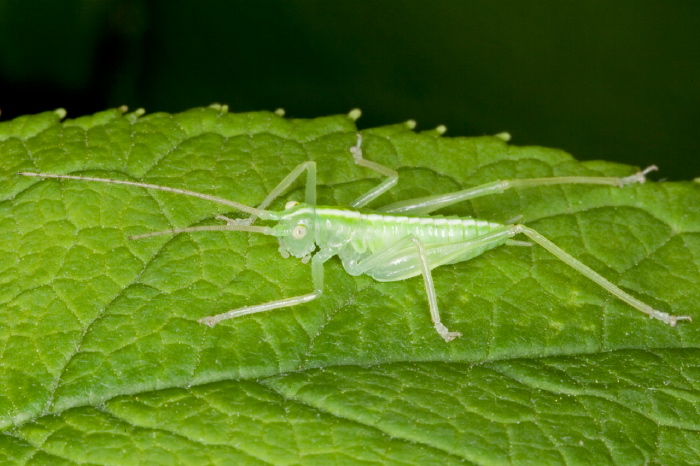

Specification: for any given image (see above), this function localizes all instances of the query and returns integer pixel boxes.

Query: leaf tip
[348,108,362,121]
[208,103,229,114]
[494,131,511,142]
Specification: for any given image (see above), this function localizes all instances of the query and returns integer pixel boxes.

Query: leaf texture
[1,106,699,464]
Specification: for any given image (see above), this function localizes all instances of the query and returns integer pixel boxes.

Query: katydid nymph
[19,134,691,342]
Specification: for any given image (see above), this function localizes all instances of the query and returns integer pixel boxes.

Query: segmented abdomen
[315,207,505,258]
[357,212,501,251]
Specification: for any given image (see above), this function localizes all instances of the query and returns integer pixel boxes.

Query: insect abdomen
[358,213,503,251]
[324,211,507,281]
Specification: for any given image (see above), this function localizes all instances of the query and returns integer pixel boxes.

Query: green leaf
[2,106,700,464]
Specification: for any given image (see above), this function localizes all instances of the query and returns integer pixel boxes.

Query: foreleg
[198,255,325,326]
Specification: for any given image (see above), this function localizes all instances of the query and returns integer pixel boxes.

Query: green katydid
[19,134,691,342]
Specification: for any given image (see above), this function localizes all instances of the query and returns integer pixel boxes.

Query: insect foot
[618,165,658,187]
[198,316,218,327]
[436,323,462,342]
[650,309,692,327]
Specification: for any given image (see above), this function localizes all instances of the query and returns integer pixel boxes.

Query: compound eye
[292,225,307,239]
[285,201,299,210]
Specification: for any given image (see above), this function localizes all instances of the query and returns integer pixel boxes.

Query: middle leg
[344,227,515,341]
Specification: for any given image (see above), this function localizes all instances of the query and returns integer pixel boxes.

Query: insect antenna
[18,172,277,220]
[130,224,275,240]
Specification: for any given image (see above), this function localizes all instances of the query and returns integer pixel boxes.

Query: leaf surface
[1,107,699,465]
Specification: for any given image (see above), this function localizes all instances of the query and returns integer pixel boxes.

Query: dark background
[1,1,698,179]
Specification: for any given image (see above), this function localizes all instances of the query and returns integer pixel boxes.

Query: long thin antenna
[130,224,275,240]
[19,172,275,219]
